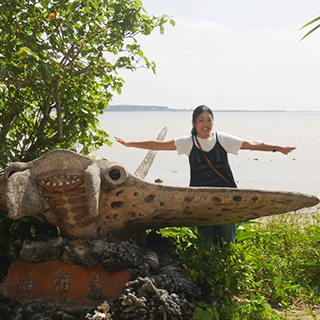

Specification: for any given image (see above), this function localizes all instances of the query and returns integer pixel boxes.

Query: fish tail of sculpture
[134,127,167,179]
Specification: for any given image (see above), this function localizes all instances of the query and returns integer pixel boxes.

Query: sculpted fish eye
[109,168,121,180]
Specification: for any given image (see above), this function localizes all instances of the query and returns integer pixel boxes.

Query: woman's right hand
[115,136,129,147]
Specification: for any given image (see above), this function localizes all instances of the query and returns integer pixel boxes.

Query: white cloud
[111,15,320,111]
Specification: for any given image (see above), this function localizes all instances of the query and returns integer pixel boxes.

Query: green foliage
[160,226,258,302]
[0,211,28,254]
[300,16,320,40]
[160,211,320,319]
[0,0,172,173]
[193,297,283,320]
[0,211,59,255]
[253,212,320,308]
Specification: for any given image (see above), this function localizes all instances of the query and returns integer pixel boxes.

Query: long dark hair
[191,105,214,136]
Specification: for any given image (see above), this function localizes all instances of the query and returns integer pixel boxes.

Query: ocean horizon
[106,104,292,112]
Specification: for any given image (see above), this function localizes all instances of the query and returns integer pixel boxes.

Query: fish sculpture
[0,149,318,241]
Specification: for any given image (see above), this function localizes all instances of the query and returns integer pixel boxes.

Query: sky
[110,0,320,111]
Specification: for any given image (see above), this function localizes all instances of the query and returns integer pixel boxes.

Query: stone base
[0,260,131,307]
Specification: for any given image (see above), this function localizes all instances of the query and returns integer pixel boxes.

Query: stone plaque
[0,260,131,306]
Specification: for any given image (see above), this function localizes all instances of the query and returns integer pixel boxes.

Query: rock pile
[0,232,201,319]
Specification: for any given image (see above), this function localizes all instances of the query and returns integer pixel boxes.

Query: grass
[160,207,320,320]
[251,213,320,309]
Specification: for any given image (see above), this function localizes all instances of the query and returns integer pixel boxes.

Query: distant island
[104,105,189,112]
[105,105,286,112]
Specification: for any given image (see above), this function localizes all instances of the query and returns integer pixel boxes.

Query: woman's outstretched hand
[115,136,129,147]
[278,146,296,155]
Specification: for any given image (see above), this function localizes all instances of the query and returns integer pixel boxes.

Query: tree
[0,0,174,173]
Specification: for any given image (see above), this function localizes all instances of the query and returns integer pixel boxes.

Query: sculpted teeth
[41,175,81,187]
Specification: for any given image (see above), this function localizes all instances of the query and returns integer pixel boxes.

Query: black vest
[189,134,237,188]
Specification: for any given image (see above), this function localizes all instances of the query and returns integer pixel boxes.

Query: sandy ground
[257,203,320,225]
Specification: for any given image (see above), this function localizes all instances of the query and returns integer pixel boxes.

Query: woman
[115,105,296,246]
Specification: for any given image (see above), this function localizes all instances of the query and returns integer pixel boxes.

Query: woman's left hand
[277,146,296,155]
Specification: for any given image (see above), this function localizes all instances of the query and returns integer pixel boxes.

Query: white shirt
[174,132,243,156]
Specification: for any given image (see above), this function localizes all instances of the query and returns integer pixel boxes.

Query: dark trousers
[198,224,236,247]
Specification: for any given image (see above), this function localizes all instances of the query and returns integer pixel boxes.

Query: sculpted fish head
[3,150,129,238]
[1,149,319,241]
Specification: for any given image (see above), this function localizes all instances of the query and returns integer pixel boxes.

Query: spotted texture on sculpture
[0,149,319,241]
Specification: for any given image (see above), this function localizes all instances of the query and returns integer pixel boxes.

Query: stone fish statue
[0,149,318,241]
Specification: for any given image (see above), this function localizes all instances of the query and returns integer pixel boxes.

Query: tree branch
[54,75,62,141]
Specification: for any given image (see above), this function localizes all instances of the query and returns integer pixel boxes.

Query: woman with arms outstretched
[115,105,296,246]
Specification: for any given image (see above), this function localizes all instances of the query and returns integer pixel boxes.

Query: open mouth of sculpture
[37,169,84,191]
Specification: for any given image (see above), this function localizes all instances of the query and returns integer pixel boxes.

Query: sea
[91,111,320,198]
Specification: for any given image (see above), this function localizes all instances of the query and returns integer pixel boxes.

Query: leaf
[30,51,40,61]
[203,310,214,320]
[170,19,175,27]
[212,307,220,320]
[97,16,105,23]
[300,16,320,29]
[17,47,40,61]
[193,308,205,319]
[300,16,320,40]
[92,0,99,11]
[300,261,320,267]
[40,0,49,9]
[300,23,320,41]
